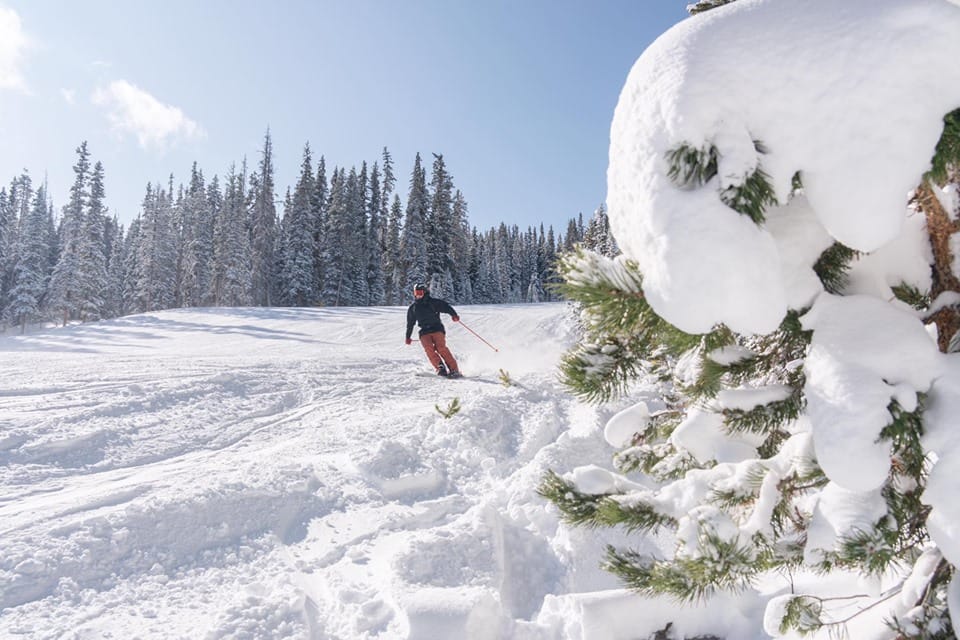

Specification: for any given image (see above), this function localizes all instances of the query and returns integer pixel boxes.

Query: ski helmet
[413,283,428,298]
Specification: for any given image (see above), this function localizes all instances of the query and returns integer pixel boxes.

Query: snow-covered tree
[0,174,32,317]
[133,182,177,312]
[379,148,398,302]
[178,163,214,308]
[75,161,109,321]
[450,190,472,302]
[311,155,328,302]
[103,219,127,318]
[366,162,385,305]
[582,203,618,258]
[426,153,454,283]
[47,142,90,325]
[213,165,253,307]
[321,168,351,305]
[384,194,403,304]
[399,153,429,293]
[6,184,51,332]
[348,165,370,305]
[540,1,960,638]
[278,145,317,306]
[249,130,278,306]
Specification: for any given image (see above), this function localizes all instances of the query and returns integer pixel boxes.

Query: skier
[405,283,462,377]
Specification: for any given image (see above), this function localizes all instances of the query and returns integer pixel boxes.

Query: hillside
[0,303,663,639]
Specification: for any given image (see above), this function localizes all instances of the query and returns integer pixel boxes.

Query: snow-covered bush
[541,0,960,636]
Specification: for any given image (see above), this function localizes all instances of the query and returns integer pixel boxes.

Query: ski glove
[452,315,460,322]
[405,338,412,345]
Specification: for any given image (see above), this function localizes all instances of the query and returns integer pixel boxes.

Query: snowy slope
[0,303,659,639]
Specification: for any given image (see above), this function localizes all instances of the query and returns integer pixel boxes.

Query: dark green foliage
[687,0,738,15]
[720,166,777,224]
[927,108,960,184]
[778,596,824,636]
[892,282,931,312]
[683,311,810,460]
[604,536,760,602]
[812,242,857,294]
[559,336,650,404]
[665,140,777,224]
[666,144,718,189]
[596,497,678,533]
[537,470,676,532]
[613,408,700,480]
[552,248,700,403]
[722,392,801,440]
[537,470,607,528]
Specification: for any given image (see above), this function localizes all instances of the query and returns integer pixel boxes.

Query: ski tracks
[0,304,584,639]
[280,373,582,639]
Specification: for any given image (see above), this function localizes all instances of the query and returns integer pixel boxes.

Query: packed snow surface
[0,303,720,640]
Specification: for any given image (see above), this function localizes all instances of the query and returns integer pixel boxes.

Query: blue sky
[0,1,689,232]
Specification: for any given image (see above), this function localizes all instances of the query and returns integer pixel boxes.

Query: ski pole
[457,319,499,352]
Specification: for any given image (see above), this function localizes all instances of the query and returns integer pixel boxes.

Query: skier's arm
[406,306,415,341]
[438,299,459,320]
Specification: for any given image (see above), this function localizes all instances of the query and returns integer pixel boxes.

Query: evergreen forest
[0,133,617,332]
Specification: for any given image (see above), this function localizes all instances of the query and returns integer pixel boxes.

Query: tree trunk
[917,180,960,352]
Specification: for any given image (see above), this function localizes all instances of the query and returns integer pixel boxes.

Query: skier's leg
[418,333,445,371]
[433,333,459,373]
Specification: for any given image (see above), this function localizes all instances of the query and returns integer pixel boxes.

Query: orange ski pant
[419,331,458,372]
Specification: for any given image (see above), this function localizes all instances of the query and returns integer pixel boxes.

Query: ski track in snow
[0,303,624,639]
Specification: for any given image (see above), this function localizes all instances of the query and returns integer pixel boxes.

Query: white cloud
[0,6,29,91]
[91,79,205,150]
[61,88,75,104]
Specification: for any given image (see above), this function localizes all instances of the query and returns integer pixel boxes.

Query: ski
[415,371,466,379]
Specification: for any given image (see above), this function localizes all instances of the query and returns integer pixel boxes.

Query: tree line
[0,133,617,332]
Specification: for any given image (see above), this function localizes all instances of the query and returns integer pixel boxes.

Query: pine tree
[426,153,455,291]
[121,216,142,314]
[0,176,31,319]
[217,164,253,306]
[540,59,960,640]
[380,147,396,205]
[134,182,177,312]
[206,175,226,305]
[279,145,317,306]
[380,147,398,303]
[249,130,277,306]
[451,190,472,302]
[583,203,618,258]
[349,165,370,305]
[104,219,126,318]
[321,168,350,305]
[384,194,403,304]
[367,162,386,305]
[75,161,109,321]
[6,184,51,332]
[47,142,91,325]
[399,153,429,293]
[178,163,213,308]
[563,216,582,252]
[312,155,328,303]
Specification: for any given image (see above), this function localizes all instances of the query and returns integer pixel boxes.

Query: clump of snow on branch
[607,0,960,335]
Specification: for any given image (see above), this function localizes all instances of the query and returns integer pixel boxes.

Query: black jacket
[406,295,458,339]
